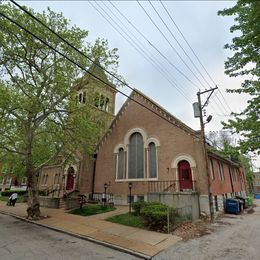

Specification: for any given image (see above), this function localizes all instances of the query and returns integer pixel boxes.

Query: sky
[9,1,258,168]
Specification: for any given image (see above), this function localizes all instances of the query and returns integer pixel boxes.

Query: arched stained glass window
[117,148,124,179]
[128,133,144,179]
[148,142,157,178]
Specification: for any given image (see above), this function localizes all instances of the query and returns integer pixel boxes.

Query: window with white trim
[94,92,110,112]
[148,142,157,179]
[117,148,125,179]
[6,177,12,185]
[44,175,48,185]
[21,177,27,185]
[77,91,86,104]
[128,132,144,179]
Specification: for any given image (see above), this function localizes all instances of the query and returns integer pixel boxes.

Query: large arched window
[128,132,144,179]
[44,174,48,185]
[117,148,125,179]
[148,142,157,178]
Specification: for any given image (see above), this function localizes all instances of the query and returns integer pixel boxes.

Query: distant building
[0,173,27,192]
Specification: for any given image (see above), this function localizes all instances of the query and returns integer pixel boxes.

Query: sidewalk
[0,202,181,259]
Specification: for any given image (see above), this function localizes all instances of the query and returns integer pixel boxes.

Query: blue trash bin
[225,198,240,214]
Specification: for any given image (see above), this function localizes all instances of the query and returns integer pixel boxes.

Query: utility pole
[196,87,217,221]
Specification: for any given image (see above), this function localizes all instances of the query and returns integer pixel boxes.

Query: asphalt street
[0,214,141,260]
[154,200,260,260]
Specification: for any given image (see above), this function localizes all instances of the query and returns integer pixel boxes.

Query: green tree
[0,4,119,217]
[218,0,260,155]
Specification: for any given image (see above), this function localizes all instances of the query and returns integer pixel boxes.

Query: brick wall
[94,92,208,203]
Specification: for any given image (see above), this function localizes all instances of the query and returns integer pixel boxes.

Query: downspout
[229,167,234,196]
[91,153,97,200]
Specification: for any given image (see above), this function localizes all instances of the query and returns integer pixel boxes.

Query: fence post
[167,207,170,234]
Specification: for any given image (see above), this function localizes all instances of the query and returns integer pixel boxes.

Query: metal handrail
[148,180,196,193]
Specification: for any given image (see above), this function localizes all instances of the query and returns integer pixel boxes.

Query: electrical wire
[9,0,232,124]
[109,1,203,97]
[137,1,206,90]
[149,1,233,116]
[0,10,202,142]
[160,0,233,114]
[8,0,230,137]
[91,1,192,103]
[149,0,212,89]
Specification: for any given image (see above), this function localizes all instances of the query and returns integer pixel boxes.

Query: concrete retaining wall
[63,198,79,210]
[148,192,200,220]
[39,197,60,208]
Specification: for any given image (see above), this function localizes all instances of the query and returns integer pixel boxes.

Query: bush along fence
[132,201,190,233]
[1,190,28,196]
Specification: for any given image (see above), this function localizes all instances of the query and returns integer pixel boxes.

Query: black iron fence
[88,192,114,203]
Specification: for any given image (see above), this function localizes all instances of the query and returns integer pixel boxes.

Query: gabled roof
[208,150,241,167]
[74,59,116,91]
[96,89,200,151]
[88,59,110,85]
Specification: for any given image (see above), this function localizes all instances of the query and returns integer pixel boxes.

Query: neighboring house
[38,65,247,218]
[253,172,260,193]
[0,174,27,192]
[208,151,247,212]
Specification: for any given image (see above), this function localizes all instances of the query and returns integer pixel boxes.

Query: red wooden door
[178,160,192,190]
[66,173,74,190]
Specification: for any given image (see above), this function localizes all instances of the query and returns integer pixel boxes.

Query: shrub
[140,202,172,231]
[132,200,147,215]
[39,190,47,196]
[1,190,27,196]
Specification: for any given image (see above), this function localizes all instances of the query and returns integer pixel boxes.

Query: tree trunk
[27,171,41,220]
[26,118,41,220]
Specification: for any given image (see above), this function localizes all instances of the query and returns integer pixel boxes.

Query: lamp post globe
[103,182,108,206]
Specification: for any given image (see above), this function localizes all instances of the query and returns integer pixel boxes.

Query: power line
[11,0,231,125]
[0,9,202,142]
[148,1,231,116]
[160,0,233,114]
[15,0,231,118]
[149,0,213,89]
[107,1,234,119]
[137,1,206,91]
[218,89,233,113]
[149,0,232,116]
[91,1,192,103]
[160,0,216,87]
[108,1,200,95]
[211,91,232,116]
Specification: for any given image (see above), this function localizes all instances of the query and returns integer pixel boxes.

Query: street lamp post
[128,182,133,213]
[103,182,108,206]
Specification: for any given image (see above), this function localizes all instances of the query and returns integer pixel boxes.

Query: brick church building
[39,64,247,218]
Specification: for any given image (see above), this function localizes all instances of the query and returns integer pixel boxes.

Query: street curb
[0,210,151,260]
